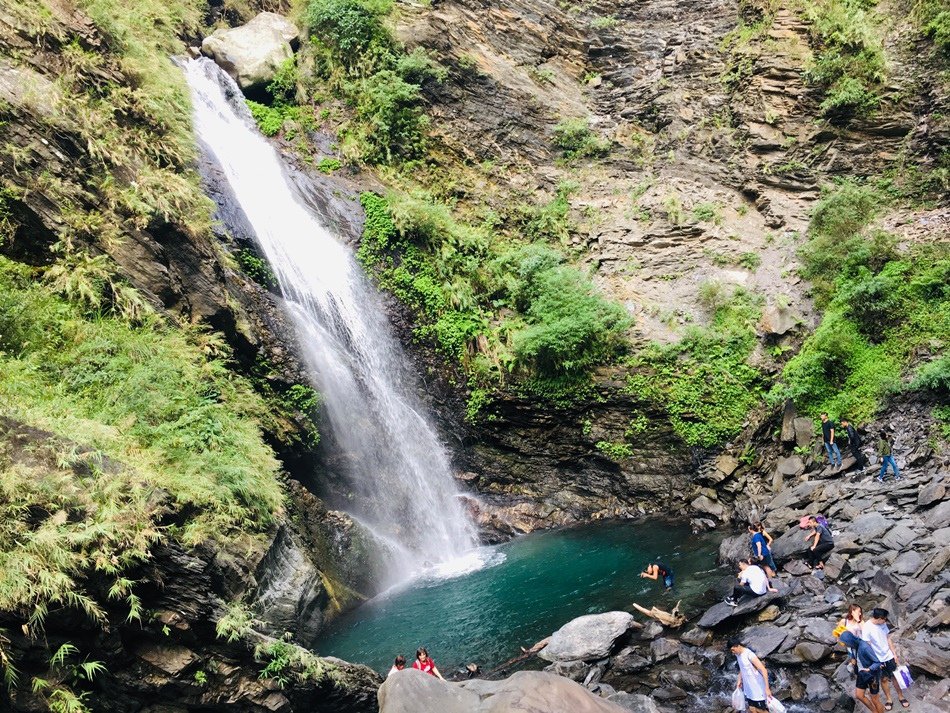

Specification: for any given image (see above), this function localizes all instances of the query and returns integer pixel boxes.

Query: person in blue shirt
[839,630,885,713]
[748,522,777,577]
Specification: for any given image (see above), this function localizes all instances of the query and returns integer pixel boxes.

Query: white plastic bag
[893,665,913,690]
[732,688,747,711]
[767,697,787,713]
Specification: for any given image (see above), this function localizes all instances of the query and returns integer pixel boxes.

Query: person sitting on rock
[839,630,886,713]
[724,559,776,607]
[412,647,444,680]
[841,418,867,469]
[728,636,773,713]
[387,654,406,677]
[749,522,777,577]
[837,604,865,669]
[820,412,843,470]
[864,609,909,710]
[804,515,834,571]
[877,431,901,482]
[639,557,674,590]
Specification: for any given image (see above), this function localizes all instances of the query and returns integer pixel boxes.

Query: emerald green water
[316,520,725,676]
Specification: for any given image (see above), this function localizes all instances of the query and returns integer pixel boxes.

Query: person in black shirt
[820,412,842,470]
[804,515,834,569]
[840,418,866,469]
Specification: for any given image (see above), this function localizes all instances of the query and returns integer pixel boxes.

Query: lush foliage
[357,193,630,404]
[916,0,950,52]
[802,0,887,115]
[771,181,950,422]
[0,257,284,544]
[627,289,765,447]
[302,0,444,163]
[553,118,611,159]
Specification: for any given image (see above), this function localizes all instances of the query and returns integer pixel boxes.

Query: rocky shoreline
[378,402,949,713]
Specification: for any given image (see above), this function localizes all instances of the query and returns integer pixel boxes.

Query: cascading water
[183,58,477,579]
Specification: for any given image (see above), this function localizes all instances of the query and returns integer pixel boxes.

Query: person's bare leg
[881,674,893,707]
[856,689,876,713]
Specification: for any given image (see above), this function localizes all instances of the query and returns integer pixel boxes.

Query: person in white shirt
[387,654,406,677]
[725,560,778,606]
[864,609,909,710]
[729,636,772,713]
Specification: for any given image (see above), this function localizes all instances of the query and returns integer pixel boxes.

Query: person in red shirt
[412,647,444,680]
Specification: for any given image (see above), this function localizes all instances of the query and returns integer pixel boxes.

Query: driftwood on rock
[631,600,686,628]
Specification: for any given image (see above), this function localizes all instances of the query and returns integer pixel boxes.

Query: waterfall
[183,58,477,578]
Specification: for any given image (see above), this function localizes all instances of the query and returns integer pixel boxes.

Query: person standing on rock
[640,557,674,590]
[728,636,772,713]
[838,604,866,670]
[412,647,445,680]
[841,418,866,469]
[864,609,910,710]
[821,412,843,470]
[804,515,834,571]
[838,630,885,713]
[724,559,776,606]
[877,432,901,482]
[749,522,777,577]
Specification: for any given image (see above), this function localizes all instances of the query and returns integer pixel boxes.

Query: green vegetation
[553,118,611,160]
[802,0,887,115]
[770,180,950,422]
[357,192,630,403]
[317,157,343,173]
[301,0,445,163]
[237,248,278,288]
[692,202,723,225]
[916,0,950,52]
[627,289,765,446]
[595,440,633,460]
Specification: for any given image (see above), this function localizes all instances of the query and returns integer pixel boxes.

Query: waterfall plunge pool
[315,519,726,676]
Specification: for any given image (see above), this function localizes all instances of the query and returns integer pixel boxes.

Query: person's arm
[641,566,658,580]
[887,634,899,665]
[754,539,764,558]
[763,529,774,547]
[830,427,835,442]
[432,665,445,681]
[736,671,742,690]
[751,654,772,699]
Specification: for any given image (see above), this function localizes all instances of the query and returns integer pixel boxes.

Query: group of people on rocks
[387,647,444,680]
[819,413,901,481]
[729,602,910,713]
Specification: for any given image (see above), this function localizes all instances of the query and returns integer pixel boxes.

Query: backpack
[815,515,830,529]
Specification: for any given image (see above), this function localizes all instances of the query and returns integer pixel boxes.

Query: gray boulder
[698,584,788,628]
[380,669,480,713]
[741,624,789,657]
[607,692,661,713]
[917,481,946,509]
[539,612,635,662]
[202,13,299,93]
[459,671,629,712]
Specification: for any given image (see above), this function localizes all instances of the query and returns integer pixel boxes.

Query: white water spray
[184,58,477,578]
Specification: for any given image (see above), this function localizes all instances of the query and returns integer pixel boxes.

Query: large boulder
[539,612,636,662]
[607,692,661,713]
[380,669,480,713]
[456,671,628,712]
[697,584,788,628]
[202,13,299,93]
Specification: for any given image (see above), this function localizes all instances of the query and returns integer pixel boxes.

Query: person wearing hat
[838,630,885,713]
[864,608,909,710]
[728,636,772,713]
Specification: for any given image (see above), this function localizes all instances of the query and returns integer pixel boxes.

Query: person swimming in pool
[640,557,674,589]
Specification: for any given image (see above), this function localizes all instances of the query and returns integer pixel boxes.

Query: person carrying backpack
[841,418,866,469]
[877,431,901,482]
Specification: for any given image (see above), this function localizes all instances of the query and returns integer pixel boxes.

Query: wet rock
[657,664,710,691]
[740,624,788,657]
[201,13,299,93]
[691,494,726,520]
[719,533,752,566]
[540,612,636,662]
[640,621,664,640]
[610,646,652,673]
[650,638,681,662]
[804,673,831,699]
[793,641,830,663]
[133,643,198,676]
[545,660,591,682]
[697,585,787,628]
[606,692,660,713]
[680,628,710,646]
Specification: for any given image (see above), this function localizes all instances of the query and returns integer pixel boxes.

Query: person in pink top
[412,647,444,680]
